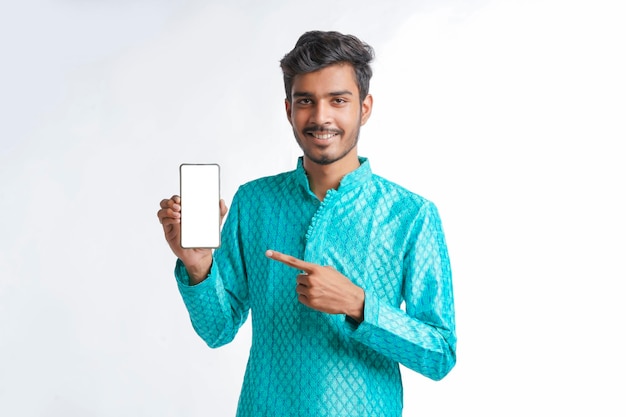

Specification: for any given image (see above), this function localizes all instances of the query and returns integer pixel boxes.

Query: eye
[333,98,347,104]
[296,98,312,105]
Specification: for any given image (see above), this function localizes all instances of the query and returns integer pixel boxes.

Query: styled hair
[279,30,374,103]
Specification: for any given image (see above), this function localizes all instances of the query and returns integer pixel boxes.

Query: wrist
[184,258,213,285]
[346,286,365,323]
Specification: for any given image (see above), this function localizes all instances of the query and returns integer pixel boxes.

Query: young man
[158,30,456,417]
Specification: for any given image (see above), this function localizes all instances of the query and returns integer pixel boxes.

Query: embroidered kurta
[175,157,456,417]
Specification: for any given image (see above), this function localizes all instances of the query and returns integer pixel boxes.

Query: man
[158,30,456,417]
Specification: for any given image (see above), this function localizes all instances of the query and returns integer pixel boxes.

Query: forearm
[350,291,456,381]
[175,259,248,348]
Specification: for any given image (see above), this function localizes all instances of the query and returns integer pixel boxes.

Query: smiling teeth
[313,133,335,139]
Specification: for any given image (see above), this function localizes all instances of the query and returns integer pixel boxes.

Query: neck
[303,152,361,201]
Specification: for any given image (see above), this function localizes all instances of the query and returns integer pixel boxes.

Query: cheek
[343,111,361,129]
[292,112,308,128]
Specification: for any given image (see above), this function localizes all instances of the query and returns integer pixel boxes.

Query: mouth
[304,127,342,141]
[309,132,338,140]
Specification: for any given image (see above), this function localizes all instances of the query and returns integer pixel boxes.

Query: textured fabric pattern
[176,157,456,417]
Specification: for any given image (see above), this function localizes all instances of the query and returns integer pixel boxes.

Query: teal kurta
[175,157,456,417]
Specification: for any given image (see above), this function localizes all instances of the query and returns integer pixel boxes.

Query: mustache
[303,125,343,135]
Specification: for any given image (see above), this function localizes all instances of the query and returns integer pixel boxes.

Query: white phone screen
[179,163,221,249]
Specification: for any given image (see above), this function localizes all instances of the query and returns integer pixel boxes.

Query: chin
[305,150,348,166]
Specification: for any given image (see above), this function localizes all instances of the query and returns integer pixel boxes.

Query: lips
[311,132,337,140]
[304,127,342,141]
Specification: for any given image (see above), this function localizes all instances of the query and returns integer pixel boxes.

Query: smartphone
[179,163,221,249]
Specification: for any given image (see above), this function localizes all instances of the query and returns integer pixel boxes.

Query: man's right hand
[157,195,228,285]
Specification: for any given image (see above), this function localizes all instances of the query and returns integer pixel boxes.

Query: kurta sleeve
[175,190,250,348]
[350,201,456,381]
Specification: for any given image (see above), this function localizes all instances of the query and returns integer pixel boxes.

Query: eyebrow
[292,90,354,98]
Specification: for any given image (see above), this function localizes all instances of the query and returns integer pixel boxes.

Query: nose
[310,101,331,125]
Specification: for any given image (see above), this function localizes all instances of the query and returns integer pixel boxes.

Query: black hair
[279,30,374,103]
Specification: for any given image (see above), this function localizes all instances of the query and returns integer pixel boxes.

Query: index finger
[265,250,316,274]
[159,195,181,209]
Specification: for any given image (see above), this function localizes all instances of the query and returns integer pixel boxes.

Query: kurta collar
[295,156,372,197]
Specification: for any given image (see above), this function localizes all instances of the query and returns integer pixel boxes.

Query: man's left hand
[266,249,365,323]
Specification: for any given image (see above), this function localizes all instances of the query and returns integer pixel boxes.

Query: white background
[1,0,624,415]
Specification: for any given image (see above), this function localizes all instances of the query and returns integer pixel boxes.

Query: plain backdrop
[1,0,624,415]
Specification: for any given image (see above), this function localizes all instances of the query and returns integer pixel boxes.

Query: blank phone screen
[179,164,221,248]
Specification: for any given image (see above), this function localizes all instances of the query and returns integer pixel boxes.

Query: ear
[285,99,293,126]
[360,94,373,126]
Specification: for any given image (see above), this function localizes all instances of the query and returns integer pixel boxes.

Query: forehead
[291,63,359,95]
